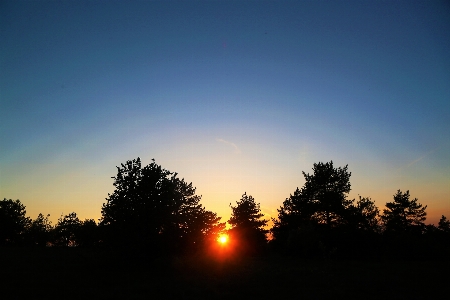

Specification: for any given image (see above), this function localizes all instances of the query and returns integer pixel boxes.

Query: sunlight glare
[218,234,228,244]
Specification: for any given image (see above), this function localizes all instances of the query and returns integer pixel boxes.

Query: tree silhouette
[438,215,450,233]
[379,190,428,259]
[303,161,353,227]
[100,158,224,253]
[77,219,99,247]
[0,198,30,245]
[271,162,360,257]
[381,190,427,234]
[53,212,82,247]
[348,196,380,233]
[272,161,352,238]
[25,213,52,247]
[180,208,225,252]
[270,187,313,251]
[228,192,268,255]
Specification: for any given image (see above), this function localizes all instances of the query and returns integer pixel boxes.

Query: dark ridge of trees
[227,192,268,255]
[51,212,99,247]
[1,160,449,261]
[270,161,449,260]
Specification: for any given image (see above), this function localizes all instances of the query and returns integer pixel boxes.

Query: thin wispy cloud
[216,138,241,154]
[397,147,440,173]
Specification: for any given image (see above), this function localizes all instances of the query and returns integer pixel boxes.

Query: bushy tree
[228,192,268,254]
[272,161,352,240]
[270,162,385,258]
[0,198,30,245]
[348,196,380,232]
[26,213,52,246]
[100,158,224,253]
[270,188,311,247]
[53,212,82,247]
[381,190,427,234]
[304,161,353,227]
[438,215,450,233]
[77,219,99,247]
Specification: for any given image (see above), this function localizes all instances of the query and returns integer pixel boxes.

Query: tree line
[1,158,449,259]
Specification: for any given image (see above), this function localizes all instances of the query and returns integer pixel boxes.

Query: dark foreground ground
[1,247,448,299]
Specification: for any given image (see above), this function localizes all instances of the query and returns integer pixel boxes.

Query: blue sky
[1,0,449,225]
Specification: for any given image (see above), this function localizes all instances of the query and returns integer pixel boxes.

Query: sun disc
[218,235,228,244]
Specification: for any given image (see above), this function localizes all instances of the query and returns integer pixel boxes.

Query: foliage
[3,159,449,259]
[100,158,224,253]
[53,212,82,246]
[228,192,268,231]
[0,198,30,245]
[228,192,268,254]
[26,213,53,246]
[77,219,99,247]
[381,190,427,234]
[183,209,226,248]
[302,161,353,227]
[270,188,311,251]
[348,196,380,232]
[273,161,352,232]
[271,161,353,246]
[438,215,450,233]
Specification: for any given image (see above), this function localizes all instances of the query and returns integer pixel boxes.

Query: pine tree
[228,192,268,254]
[381,190,427,234]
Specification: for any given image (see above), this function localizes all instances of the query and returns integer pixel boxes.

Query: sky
[1,0,449,226]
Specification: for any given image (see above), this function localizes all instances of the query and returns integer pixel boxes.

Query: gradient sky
[1,0,449,226]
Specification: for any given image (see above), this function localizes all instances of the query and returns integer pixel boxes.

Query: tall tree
[228,192,268,254]
[381,190,427,234]
[270,187,313,245]
[0,198,30,245]
[272,161,352,237]
[100,158,224,253]
[303,161,352,227]
[271,162,354,256]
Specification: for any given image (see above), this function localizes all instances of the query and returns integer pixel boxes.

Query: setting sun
[218,234,228,244]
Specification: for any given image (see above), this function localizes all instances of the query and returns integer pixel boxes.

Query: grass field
[1,247,448,299]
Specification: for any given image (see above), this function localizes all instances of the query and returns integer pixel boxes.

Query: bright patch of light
[218,234,228,244]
